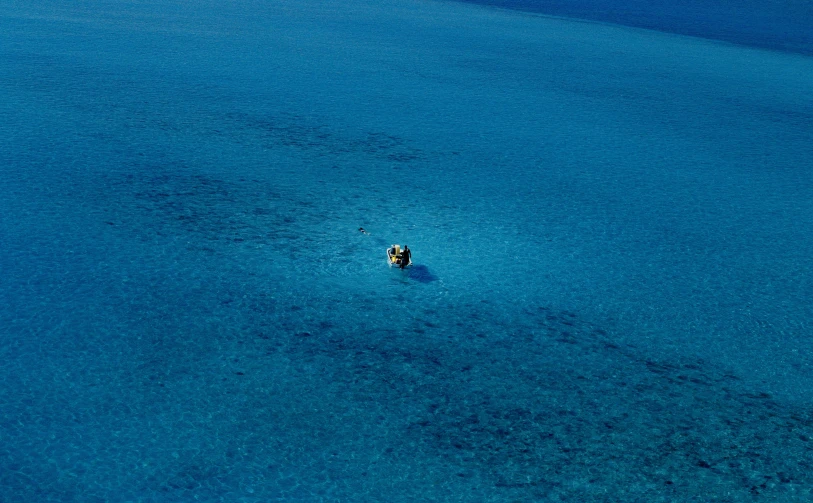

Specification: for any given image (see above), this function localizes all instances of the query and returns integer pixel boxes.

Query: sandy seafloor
[1,0,813,501]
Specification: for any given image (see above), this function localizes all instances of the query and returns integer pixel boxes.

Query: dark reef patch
[100,169,335,261]
[225,111,425,164]
[278,299,813,501]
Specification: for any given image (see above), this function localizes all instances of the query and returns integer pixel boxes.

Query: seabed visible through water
[1,0,812,500]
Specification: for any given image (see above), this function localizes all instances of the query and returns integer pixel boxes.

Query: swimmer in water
[358,227,368,234]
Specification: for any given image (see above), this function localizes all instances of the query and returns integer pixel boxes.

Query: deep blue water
[2,0,813,501]
[456,0,813,55]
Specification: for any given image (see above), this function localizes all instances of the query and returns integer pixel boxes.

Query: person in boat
[400,245,411,269]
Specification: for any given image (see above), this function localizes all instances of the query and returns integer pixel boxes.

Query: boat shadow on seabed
[406,264,438,283]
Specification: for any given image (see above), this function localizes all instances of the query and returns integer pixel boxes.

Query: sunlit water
[2,0,812,501]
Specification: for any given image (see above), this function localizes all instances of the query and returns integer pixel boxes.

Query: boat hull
[387,245,412,267]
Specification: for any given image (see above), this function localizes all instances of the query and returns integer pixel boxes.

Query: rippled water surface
[2,0,813,501]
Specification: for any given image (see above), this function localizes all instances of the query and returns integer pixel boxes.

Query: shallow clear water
[2,0,813,501]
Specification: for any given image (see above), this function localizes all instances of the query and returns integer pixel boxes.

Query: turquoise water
[2,0,813,500]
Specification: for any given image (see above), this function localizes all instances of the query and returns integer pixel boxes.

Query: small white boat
[387,244,412,267]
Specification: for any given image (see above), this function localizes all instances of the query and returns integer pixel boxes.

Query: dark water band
[451,0,813,56]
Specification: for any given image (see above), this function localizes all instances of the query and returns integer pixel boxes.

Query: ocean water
[456,0,813,55]
[1,0,812,501]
